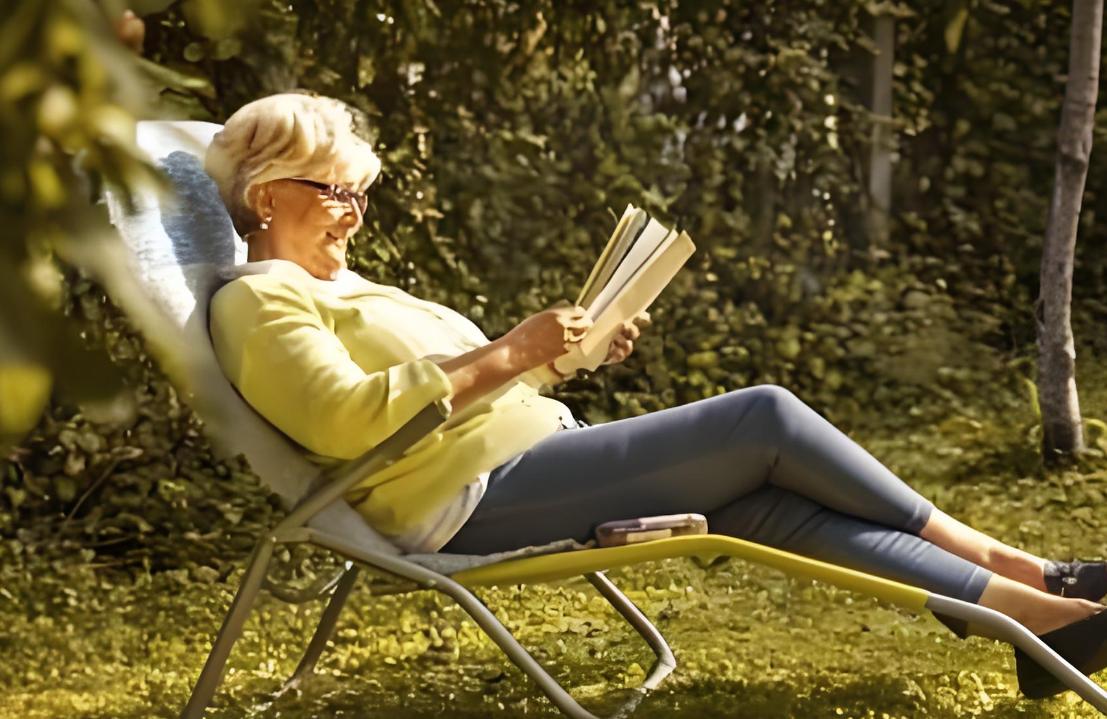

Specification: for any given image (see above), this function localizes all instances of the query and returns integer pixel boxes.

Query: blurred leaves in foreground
[0,0,254,451]
[1,0,146,448]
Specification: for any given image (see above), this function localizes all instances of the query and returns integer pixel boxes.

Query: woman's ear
[247,182,276,229]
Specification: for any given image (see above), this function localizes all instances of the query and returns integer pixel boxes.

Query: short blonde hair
[204,93,382,236]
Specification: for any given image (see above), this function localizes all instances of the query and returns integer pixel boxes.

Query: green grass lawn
[3,359,1107,718]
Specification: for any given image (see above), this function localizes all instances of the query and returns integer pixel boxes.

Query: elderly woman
[206,93,1106,699]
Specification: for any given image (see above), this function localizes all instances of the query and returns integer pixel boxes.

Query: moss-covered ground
[4,359,1107,719]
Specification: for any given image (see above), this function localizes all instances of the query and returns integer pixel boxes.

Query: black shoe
[1044,560,1107,601]
[1015,609,1107,699]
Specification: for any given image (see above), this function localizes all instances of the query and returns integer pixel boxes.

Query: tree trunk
[866,12,895,253]
[1037,0,1103,461]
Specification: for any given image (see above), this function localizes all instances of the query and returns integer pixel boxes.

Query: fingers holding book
[503,304,593,372]
[602,317,644,366]
[603,336,634,366]
[624,312,651,341]
[559,305,593,344]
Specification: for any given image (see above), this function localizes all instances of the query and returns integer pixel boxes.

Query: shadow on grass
[112,670,1074,719]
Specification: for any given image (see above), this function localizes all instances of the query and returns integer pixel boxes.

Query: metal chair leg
[181,522,1107,718]
[307,530,611,719]
[180,536,276,719]
[585,571,677,690]
[278,564,360,694]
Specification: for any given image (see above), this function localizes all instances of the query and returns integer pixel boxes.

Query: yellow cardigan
[209,260,573,542]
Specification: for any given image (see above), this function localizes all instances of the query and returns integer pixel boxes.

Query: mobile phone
[594,513,708,548]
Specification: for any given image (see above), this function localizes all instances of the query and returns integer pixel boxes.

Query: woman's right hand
[501,304,592,372]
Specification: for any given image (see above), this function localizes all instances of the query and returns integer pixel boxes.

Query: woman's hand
[502,304,593,372]
[602,311,650,366]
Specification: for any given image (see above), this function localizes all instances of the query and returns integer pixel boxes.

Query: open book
[553,204,696,375]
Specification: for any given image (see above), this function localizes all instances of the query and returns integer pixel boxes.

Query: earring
[259,216,271,230]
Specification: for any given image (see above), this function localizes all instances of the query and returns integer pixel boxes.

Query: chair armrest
[276,399,451,531]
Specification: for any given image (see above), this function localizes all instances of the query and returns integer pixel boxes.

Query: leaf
[134,57,215,98]
[0,363,51,449]
[1024,377,1042,421]
[181,0,262,40]
[945,6,970,54]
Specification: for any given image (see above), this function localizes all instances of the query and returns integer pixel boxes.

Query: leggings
[441,385,992,604]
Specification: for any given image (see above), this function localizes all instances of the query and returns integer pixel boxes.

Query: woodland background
[3,1,1107,717]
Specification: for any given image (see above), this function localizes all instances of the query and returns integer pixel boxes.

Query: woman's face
[250,178,365,280]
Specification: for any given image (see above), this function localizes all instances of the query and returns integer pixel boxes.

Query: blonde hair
[204,93,382,236]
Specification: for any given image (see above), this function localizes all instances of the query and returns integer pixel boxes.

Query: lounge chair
[94,119,1107,719]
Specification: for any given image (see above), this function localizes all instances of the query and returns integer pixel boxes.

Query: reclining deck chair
[96,120,1107,719]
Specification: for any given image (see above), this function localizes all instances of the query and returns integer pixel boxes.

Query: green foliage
[0,0,246,450]
[896,1,1107,302]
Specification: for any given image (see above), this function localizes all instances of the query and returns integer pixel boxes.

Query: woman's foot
[1044,560,1107,601]
[935,573,1101,640]
[980,575,1101,636]
[1016,607,1107,699]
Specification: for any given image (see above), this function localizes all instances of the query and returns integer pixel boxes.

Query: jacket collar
[224,260,489,348]
[225,259,389,297]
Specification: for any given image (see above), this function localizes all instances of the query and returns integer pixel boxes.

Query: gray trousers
[442,385,992,604]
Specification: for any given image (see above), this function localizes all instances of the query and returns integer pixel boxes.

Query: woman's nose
[336,204,360,227]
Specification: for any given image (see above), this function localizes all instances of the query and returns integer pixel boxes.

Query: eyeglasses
[289,178,368,215]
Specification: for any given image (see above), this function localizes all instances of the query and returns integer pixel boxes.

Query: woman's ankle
[986,547,1048,591]
[918,510,1048,590]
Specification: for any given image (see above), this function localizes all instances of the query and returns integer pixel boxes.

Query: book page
[592,225,676,318]
[577,206,647,309]
[581,230,693,357]
[586,217,674,320]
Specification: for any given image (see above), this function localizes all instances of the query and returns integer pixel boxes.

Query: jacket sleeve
[209,277,453,460]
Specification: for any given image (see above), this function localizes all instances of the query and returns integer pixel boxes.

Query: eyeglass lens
[295,179,367,213]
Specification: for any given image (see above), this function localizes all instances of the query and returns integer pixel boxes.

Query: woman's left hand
[602,311,650,366]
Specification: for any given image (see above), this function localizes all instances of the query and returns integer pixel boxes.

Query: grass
[3,355,1107,718]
